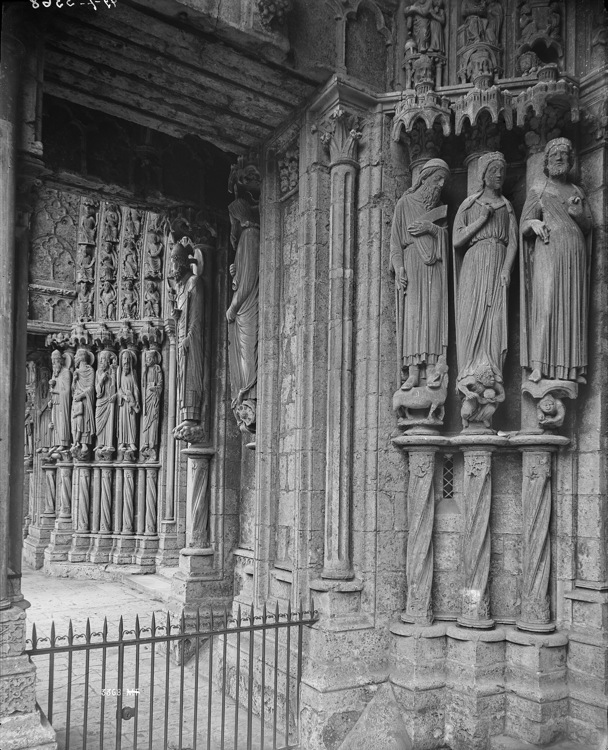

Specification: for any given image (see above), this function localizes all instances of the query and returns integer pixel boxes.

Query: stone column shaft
[402,449,437,625]
[182,447,213,549]
[321,114,361,581]
[459,449,494,629]
[518,449,554,632]
[42,464,56,517]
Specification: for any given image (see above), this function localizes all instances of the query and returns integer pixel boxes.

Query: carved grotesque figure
[227,156,261,433]
[537,394,565,429]
[459,362,505,430]
[118,349,140,456]
[71,348,96,454]
[520,138,592,385]
[95,350,117,457]
[171,238,206,434]
[141,349,163,460]
[49,350,72,453]
[390,158,450,391]
[453,151,517,427]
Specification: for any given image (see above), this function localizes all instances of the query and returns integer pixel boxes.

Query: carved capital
[319,107,362,166]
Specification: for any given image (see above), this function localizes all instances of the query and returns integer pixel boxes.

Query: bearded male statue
[390,158,450,390]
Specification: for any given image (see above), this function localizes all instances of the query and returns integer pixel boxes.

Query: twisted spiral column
[100,467,113,534]
[458,449,494,629]
[76,466,91,532]
[402,449,437,626]
[517,449,554,632]
[42,465,56,517]
[145,469,158,536]
[58,462,73,520]
[122,468,135,534]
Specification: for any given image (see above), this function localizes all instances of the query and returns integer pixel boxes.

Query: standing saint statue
[95,350,117,457]
[71,348,96,454]
[390,158,450,390]
[118,349,141,456]
[226,156,261,434]
[453,151,517,428]
[49,350,72,453]
[171,238,206,434]
[520,138,593,384]
[141,348,163,460]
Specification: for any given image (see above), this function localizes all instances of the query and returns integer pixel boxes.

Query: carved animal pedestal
[393,356,449,434]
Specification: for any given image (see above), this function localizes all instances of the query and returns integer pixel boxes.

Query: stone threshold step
[120,572,173,603]
[491,736,599,750]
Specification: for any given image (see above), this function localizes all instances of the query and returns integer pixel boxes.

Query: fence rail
[26,602,317,750]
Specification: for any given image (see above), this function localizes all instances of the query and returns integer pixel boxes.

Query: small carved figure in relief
[537,394,565,429]
[390,158,450,391]
[103,205,120,243]
[76,245,95,283]
[141,349,163,461]
[546,1,560,39]
[37,366,53,452]
[405,0,446,54]
[393,355,449,426]
[227,157,261,433]
[76,281,93,321]
[145,231,163,278]
[520,138,592,384]
[453,152,517,421]
[459,362,505,430]
[518,50,540,76]
[79,201,97,245]
[100,242,117,282]
[485,0,503,44]
[49,350,72,454]
[121,279,139,320]
[71,348,96,456]
[100,281,117,321]
[144,281,161,318]
[429,0,446,53]
[171,239,206,436]
[118,349,140,457]
[519,3,536,41]
[95,350,118,458]
[24,410,34,467]
[462,0,488,44]
[122,241,139,280]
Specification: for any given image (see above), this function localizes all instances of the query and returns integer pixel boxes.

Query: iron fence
[26,602,317,750]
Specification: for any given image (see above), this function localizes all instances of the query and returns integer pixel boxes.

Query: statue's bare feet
[529,368,542,383]
[401,366,419,390]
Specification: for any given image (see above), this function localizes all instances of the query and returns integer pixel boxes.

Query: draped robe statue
[226,158,261,434]
[390,158,450,390]
[71,348,96,451]
[95,350,117,455]
[118,349,140,453]
[141,349,163,459]
[520,138,593,384]
[49,350,72,451]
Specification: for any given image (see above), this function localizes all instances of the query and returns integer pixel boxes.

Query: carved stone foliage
[319,108,362,165]
[457,0,504,85]
[277,146,299,195]
[390,158,451,432]
[256,0,293,31]
[453,151,517,432]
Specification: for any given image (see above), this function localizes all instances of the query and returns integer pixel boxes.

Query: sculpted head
[474,362,495,389]
[144,349,159,367]
[75,348,93,368]
[98,350,111,372]
[544,138,573,179]
[410,158,450,208]
[539,395,557,415]
[228,154,261,201]
[51,349,63,376]
[478,152,506,192]
[170,238,195,283]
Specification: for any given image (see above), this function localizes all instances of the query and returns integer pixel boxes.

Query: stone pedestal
[390,622,447,748]
[445,625,506,750]
[111,534,136,564]
[87,533,113,564]
[67,532,91,563]
[0,605,56,750]
[22,517,54,570]
[133,535,159,571]
[44,518,74,564]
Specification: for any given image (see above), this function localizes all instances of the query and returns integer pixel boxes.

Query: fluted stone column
[458,448,494,629]
[320,107,361,581]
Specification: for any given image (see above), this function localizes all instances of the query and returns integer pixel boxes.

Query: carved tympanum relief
[391,158,451,432]
[520,137,592,429]
[453,151,517,431]
[226,155,261,436]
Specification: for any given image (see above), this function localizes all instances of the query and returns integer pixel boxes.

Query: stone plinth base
[22,518,55,569]
[133,535,159,571]
[87,534,113,564]
[67,532,91,563]
[0,711,57,750]
[111,534,136,564]
[44,518,73,563]
[155,527,180,567]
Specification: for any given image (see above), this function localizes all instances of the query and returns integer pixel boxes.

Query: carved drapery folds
[403,0,447,89]
[457,0,504,86]
[226,154,261,436]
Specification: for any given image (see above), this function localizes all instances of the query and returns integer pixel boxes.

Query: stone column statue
[94,350,118,459]
[226,155,261,434]
[71,348,96,458]
[117,348,141,460]
[170,238,206,440]
[141,348,163,461]
[49,350,72,456]
[520,138,592,387]
[453,151,517,430]
[390,158,450,391]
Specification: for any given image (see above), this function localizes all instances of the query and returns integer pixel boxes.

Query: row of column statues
[391,137,592,433]
[46,344,163,462]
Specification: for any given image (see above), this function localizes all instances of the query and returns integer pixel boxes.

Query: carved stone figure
[141,349,163,460]
[405,0,433,52]
[390,158,450,391]
[520,138,592,384]
[100,281,117,320]
[537,394,565,429]
[459,362,505,430]
[94,350,118,458]
[145,218,164,279]
[49,349,72,453]
[79,200,98,245]
[143,281,161,318]
[71,348,96,454]
[100,242,117,281]
[454,152,517,428]
[462,0,488,44]
[76,245,95,283]
[118,349,140,456]
[122,241,139,280]
[103,204,120,242]
[76,281,93,321]
[227,156,261,433]
[171,239,206,434]
[393,355,449,428]
[37,365,53,452]
[121,279,139,320]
